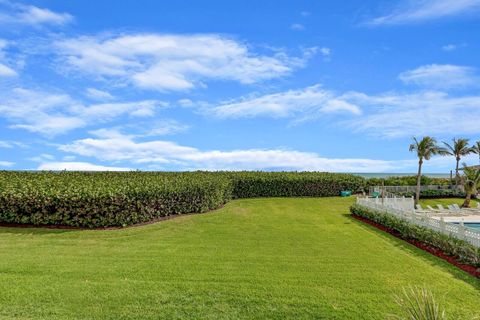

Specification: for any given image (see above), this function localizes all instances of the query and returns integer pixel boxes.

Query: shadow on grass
[342,212,480,289]
[0,225,81,235]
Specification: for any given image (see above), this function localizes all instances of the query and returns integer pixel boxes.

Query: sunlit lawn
[419,197,479,208]
[0,197,479,319]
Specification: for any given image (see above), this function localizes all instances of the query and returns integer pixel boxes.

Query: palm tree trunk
[415,159,422,205]
[455,158,460,185]
[462,192,472,208]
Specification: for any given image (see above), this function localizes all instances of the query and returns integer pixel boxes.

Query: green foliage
[366,175,450,187]
[350,204,480,269]
[0,171,233,228]
[227,171,365,198]
[0,171,365,228]
[390,287,446,320]
[392,189,466,199]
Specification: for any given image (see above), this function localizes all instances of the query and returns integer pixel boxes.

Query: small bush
[350,204,480,269]
[390,286,446,320]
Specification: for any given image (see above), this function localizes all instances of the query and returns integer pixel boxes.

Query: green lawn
[420,197,479,208]
[0,197,479,319]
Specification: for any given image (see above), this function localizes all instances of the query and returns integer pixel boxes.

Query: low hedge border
[350,204,480,273]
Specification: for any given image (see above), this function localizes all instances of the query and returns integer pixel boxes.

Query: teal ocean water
[351,173,451,178]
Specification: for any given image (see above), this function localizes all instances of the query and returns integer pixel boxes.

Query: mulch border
[352,214,480,278]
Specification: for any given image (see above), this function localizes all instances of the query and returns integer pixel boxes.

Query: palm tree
[460,163,480,208]
[442,138,473,185]
[472,140,480,165]
[409,137,445,205]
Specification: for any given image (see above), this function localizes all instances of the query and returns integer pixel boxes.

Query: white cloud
[59,132,411,172]
[0,62,16,76]
[0,140,26,148]
[346,90,480,137]
[399,64,478,89]
[0,87,166,135]
[319,47,331,56]
[208,85,361,121]
[0,39,16,76]
[85,88,114,100]
[37,162,132,171]
[144,119,190,136]
[28,153,55,162]
[369,0,480,25]
[54,33,312,91]
[0,2,73,26]
[290,23,305,31]
[442,44,458,51]
[0,160,14,167]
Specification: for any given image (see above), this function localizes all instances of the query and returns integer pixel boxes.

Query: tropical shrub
[350,204,480,269]
[0,171,233,228]
[0,171,365,228]
[228,172,365,198]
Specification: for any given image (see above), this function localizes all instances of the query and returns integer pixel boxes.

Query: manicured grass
[419,197,479,208]
[0,197,479,319]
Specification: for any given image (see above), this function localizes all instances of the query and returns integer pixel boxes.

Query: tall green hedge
[228,172,365,198]
[0,171,365,228]
[0,172,232,228]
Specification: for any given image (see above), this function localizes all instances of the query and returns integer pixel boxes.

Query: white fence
[356,197,480,248]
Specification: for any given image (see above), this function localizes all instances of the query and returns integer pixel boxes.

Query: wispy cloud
[85,88,114,101]
[207,85,361,121]
[0,39,16,77]
[37,161,132,171]
[346,90,480,137]
[0,87,167,136]
[399,64,478,89]
[368,0,480,25]
[0,1,73,27]
[0,160,14,167]
[58,131,411,172]
[54,33,314,91]
[290,23,305,31]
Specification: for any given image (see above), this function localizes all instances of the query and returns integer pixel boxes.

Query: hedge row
[366,175,450,187]
[350,204,480,270]
[227,172,365,198]
[391,189,467,199]
[0,172,232,228]
[0,171,365,228]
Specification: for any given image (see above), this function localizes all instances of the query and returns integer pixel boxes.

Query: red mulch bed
[352,214,480,278]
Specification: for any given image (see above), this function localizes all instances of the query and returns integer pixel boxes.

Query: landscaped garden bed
[350,203,480,277]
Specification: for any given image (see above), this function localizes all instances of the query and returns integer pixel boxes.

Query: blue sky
[1,0,480,172]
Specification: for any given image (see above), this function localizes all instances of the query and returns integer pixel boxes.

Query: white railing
[356,197,480,248]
